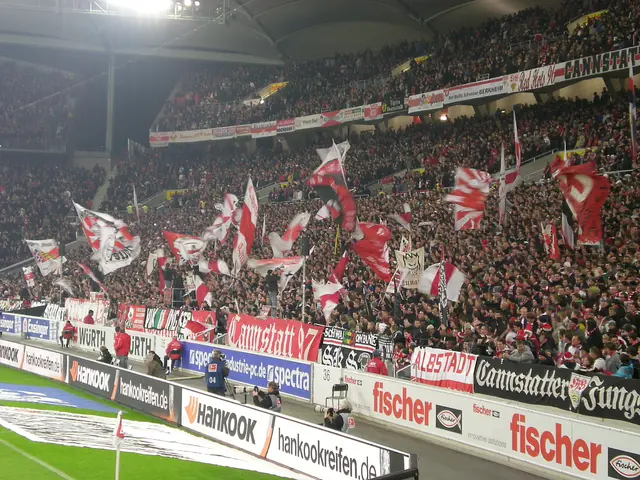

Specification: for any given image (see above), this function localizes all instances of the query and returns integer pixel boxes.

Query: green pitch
[0,365,287,480]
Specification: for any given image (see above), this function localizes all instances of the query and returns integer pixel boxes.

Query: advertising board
[115,369,179,422]
[181,340,313,400]
[0,339,24,368]
[72,324,156,361]
[22,316,57,341]
[0,313,20,335]
[22,345,64,381]
[66,354,118,399]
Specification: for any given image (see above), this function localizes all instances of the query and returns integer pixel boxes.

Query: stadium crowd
[152,0,635,131]
[0,61,75,150]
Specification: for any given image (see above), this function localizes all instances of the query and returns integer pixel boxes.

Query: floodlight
[107,0,173,15]
[439,114,448,122]
[184,0,192,6]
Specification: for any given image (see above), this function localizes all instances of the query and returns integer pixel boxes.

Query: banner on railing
[363,102,383,121]
[407,90,444,113]
[276,118,295,134]
[0,313,21,335]
[117,304,146,330]
[444,76,509,104]
[559,45,640,82]
[508,64,559,93]
[251,121,277,138]
[295,114,322,130]
[474,356,640,425]
[410,347,476,393]
[226,314,323,362]
[321,326,378,370]
[381,91,406,114]
[212,125,237,140]
[64,298,110,325]
[43,304,66,322]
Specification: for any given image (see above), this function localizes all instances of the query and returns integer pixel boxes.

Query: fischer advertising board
[0,313,20,335]
[64,298,109,325]
[267,415,412,480]
[180,340,312,400]
[473,357,640,425]
[22,345,64,381]
[410,347,476,393]
[115,369,179,422]
[226,314,323,362]
[66,354,118,399]
[0,339,24,368]
[330,369,640,480]
[180,387,274,455]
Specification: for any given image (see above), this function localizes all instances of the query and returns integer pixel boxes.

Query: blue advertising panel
[23,316,54,340]
[0,313,19,334]
[181,341,312,400]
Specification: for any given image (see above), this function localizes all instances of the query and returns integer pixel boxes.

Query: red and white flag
[194,274,213,306]
[247,256,304,277]
[74,202,140,275]
[203,193,239,244]
[197,257,230,276]
[145,248,164,280]
[444,168,491,231]
[25,238,64,277]
[513,110,522,171]
[22,266,35,288]
[312,280,344,320]
[261,214,267,246]
[269,212,311,257]
[541,223,560,260]
[182,319,216,340]
[113,411,125,448]
[157,255,168,291]
[78,262,108,294]
[163,231,206,266]
[389,203,411,230]
[329,250,348,283]
[350,222,392,282]
[418,260,465,302]
[555,162,610,245]
[232,178,259,275]
[315,204,331,221]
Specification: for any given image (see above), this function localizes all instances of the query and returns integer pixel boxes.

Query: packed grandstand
[0,0,638,397]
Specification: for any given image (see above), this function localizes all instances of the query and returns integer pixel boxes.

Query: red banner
[320,110,342,128]
[226,314,324,361]
[363,102,383,121]
[117,304,146,331]
[276,118,295,134]
[235,125,252,137]
[410,347,477,393]
[251,121,277,138]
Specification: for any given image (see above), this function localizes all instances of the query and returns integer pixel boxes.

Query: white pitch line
[0,437,77,480]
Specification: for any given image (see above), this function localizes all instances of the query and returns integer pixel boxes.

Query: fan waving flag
[307,141,356,232]
[418,258,465,302]
[25,239,65,276]
[313,280,344,320]
[389,203,411,230]
[163,231,206,266]
[350,222,392,282]
[541,223,560,260]
[555,162,610,245]
[203,193,239,244]
[197,258,230,276]
[444,167,491,231]
[232,178,259,275]
[78,263,108,294]
[74,202,140,275]
[269,212,311,257]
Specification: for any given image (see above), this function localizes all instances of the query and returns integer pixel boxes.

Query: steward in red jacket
[59,321,76,348]
[365,350,388,376]
[164,337,182,374]
[113,326,131,368]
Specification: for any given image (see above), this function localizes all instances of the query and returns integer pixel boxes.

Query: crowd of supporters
[0,61,75,150]
[152,0,637,131]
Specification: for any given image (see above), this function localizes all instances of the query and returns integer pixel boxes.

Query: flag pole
[115,443,121,480]
[301,255,307,323]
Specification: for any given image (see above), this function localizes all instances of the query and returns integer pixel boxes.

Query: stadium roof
[0,0,559,64]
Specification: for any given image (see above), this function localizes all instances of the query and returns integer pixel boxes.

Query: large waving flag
[232,178,259,275]
[194,274,213,307]
[197,257,230,276]
[313,280,344,320]
[555,162,610,245]
[74,202,140,275]
[389,203,411,230]
[418,258,465,302]
[541,223,560,260]
[329,250,348,283]
[78,262,108,294]
[444,168,491,230]
[203,193,239,244]
[350,222,392,282]
[269,212,311,257]
[25,239,64,276]
[163,231,206,266]
[307,141,356,232]
[247,257,305,292]
[497,144,519,224]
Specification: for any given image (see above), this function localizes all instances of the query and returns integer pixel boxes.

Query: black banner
[473,357,640,425]
[321,326,394,370]
[382,91,407,114]
[115,369,180,423]
[66,354,118,399]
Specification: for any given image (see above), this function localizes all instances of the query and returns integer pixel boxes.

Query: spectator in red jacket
[365,350,388,376]
[59,320,76,348]
[164,336,182,374]
[83,310,95,325]
[113,326,131,368]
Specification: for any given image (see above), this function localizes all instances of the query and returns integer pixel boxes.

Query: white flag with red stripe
[232,178,259,275]
[113,410,125,448]
[25,238,65,277]
[315,204,331,221]
[194,274,213,307]
[163,231,206,266]
[389,203,411,230]
[417,260,465,302]
[204,193,239,244]
[197,258,230,276]
[78,262,108,294]
[444,168,491,231]
[313,280,344,320]
[269,212,310,257]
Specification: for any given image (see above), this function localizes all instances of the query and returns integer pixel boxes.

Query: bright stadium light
[184,0,192,5]
[107,0,173,15]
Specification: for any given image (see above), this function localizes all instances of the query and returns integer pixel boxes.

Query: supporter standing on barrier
[164,336,182,375]
[114,326,131,368]
[59,320,75,348]
[365,350,388,375]
[252,381,282,412]
[83,310,95,325]
[205,350,228,396]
